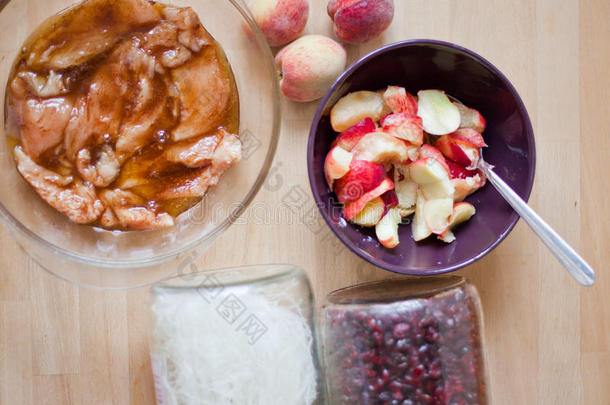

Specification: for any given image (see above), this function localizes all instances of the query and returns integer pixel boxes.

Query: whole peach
[275,35,347,102]
[249,0,310,47]
[328,0,394,44]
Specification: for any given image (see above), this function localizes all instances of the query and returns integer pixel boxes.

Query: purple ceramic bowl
[307,40,536,275]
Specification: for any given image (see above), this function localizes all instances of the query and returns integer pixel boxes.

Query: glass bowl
[308,40,536,275]
[0,0,280,289]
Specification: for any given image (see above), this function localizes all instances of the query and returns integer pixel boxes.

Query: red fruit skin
[449,128,487,148]
[324,145,353,189]
[384,87,418,115]
[343,178,394,220]
[380,190,399,209]
[435,136,472,166]
[387,165,395,181]
[473,112,487,133]
[256,0,310,47]
[381,113,423,145]
[446,159,479,180]
[332,118,377,151]
[448,143,473,166]
[328,0,395,44]
[419,144,450,173]
[334,159,387,203]
[454,102,487,133]
[401,91,418,115]
[328,0,358,18]
[434,136,452,157]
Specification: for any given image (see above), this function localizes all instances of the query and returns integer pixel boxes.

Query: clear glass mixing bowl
[0,0,280,289]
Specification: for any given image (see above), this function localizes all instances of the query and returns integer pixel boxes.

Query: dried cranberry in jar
[321,277,489,405]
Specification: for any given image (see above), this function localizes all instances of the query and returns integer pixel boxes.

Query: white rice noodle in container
[149,264,319,405]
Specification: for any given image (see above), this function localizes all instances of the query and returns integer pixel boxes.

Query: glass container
[321,276,490,405]
[149,264,320,405]
[0,0,279,289]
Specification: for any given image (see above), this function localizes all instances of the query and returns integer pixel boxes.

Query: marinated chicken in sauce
[5,0,240,230]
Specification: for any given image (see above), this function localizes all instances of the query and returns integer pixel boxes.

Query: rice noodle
[150,284,318,405]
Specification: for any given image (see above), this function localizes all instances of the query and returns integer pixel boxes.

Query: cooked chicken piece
[171,47,232,141]
[161,47,193,69]
[20,98,72,161]
[123,42,160,76]
[209,132,242,168]
[64,62,128,159]
[156,166,217,200]
[116,68,178,156]
[165,128,232,168]
[114,150,165,190]
[161,6,212,52]
[18,71,69,97]
[8,77,73,161]
[14,147,104,224]
[143,22,180,48]
[27,0,160,70]
[65,38,163,159]
[100,189,174,230]
[56,154,75,177]
[116,102,165,156]
[100,207,120,228]
[76,145,120,187]
[157,133,241,199]
[141,22,193,69]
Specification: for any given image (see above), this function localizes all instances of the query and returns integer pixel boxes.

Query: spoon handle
[481,164,595,286]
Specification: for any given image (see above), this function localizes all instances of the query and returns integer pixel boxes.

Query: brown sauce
[4,0,240,230]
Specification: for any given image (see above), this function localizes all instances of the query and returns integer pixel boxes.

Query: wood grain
[0,0,608,404]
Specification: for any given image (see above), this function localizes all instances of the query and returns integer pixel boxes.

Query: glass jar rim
[326,276,466,305]
[152,264,307,292]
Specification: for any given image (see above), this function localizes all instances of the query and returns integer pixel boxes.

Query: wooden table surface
[1,0,609,404]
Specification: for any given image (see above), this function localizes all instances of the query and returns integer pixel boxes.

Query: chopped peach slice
[334,159,387,204]
[343,178,394,221]
[418,144,449,172]
[380,190,399,209]
[332,117,377,151]
[412,190,431,241]
[350,196,385,227]
[383,86,418,115]
[423,198,454,235]
[439,202,476,242]
[352,132,410,164]
[452,174,485,202]
[454,102,486,133]
[375,207,402,248]
[324,146,353,189]
[446,159,479,180]
[331,90,389,132]
[393,169,418,213]
[450,128,487,148]
[435,135,480,168]
[409,158,449,185]
[420,178,454,200]
[417,90,461,136]
[381,113,423,145]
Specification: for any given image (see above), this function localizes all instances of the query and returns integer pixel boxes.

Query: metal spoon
[477,151,595,286]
